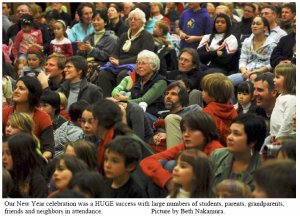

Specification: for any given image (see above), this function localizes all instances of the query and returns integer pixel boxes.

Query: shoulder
[210,148,229,159]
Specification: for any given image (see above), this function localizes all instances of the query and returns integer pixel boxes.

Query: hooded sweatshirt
[203,102,238,146]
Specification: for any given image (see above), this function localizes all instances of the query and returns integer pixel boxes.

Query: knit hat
[26,45,44,58]
[20,14,34,25]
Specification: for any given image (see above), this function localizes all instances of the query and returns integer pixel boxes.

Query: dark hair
[77,3,95,21]
[50,189,86,198]
[180,112,219,149]
[134,3,150,21]
[44,9,61,23]
[55,155,88,175]
[16,76,43,110]
[175,75,192,92]
[169,149,213,198]
[92,99,123,130]
[64,139,98,170]
[253,16,271,34]
[66,56,88,79]
[209,13,232,46]
[68,171,107,198]
[105,136,142,167]
[2,168,13,198]
[165,81,189,107]
[244,3,256,13]
[261,5,278,15]
[40,90,61,115]
[232,113,266,152]
[92,10,108,26]
[237,81,254,95]
[109,3,123,13]
[19,14,34,26]
[69,100,90,122]
[277,137,296,161]
[253,159,296,198]
[7,133,45,197]
[254,73,275,91]
[281,3,296,14]
[179,48,200,70]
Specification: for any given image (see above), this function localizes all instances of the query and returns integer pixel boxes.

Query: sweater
[49,37,73,58]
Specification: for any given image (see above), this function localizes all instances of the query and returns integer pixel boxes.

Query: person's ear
[126,163,136,173]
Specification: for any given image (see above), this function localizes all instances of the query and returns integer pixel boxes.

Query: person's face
[215,17,227,33]
[64,62,82,83]
[227,123,250,154]
[64,145,76,156]
[27,53,41,69]
[188,3,201,10]
[81,6,93,24]
[274,75,285,93]
[216,190,232,198]
[182,122,206,149]
[129,13,144,32]
[202,90,215,104]
[22,24,32,33]
[5,119,21,137]
[151,4,160,14]
[136,58,154,78]
[237,92,252,106]
[53,22,65,39]
[40,102,55,118]
[52,159,73,190]
[2,3,10,16]
[92,14,106,32]
[261,8,276,23]
[81,110,94,137]
[164,86,181,110]
[2,142,13,171]
[45,58,63,77]
[50,3,62,12]
[153,24,162,36]
[172,156,194,190]
[281,7,294,23]
[107,7,119,20]
[178,52,195,72]
[207,4,216,18]
[243,6,255,19]
[123,3,132,16]
[16,5,30,19]
[252,182,268,198]
[13,81,29,104]
[104,149,129,180]
[251,17,266,35]
[253,80,276,110]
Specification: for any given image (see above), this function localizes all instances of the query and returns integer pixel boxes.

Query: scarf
[122,27,144,52]
[97,127,115,173]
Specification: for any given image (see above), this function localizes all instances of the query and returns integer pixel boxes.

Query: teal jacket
[209,148,261,190]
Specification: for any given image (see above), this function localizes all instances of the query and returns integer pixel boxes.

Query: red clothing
[12,29,43,59]
[203,102,238,146]
[2,106,52,142]
[140,140,223,188]
[97,128,115,173]
[49,38,73,58]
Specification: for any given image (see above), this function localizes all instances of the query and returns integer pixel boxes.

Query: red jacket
[203,102,238,146]
[140,140,223,188]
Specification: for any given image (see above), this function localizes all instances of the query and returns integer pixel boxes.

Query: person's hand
[184,35,198,43]
[179,31,187,40]
[114,93,128,101]
[37,72,50,89]
[109,56,119,66]
[217,50,223,56]
[84,41,93,52]
[241,69,251,79]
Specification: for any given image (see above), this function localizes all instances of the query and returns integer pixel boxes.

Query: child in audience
[80,106,99,145]
[168,149,213,198]
[253,159,296,198]
[216,179,252,198]
[49,20,73,57]
[48,155,88,197]
[270,63,296,143]
[21,45,45,77]
[57,92,70,121]
[234,81,256,114]
[153,20,171,48]
[103,136,147,198]
[3,133,47,198]
[201,73,238,146]
[12,14,43,61]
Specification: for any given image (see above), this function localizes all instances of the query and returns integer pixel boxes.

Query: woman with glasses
[97,8,155,97]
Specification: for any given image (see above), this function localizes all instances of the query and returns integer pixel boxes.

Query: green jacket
[209,148,261,190]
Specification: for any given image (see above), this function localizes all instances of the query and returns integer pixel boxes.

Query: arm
[12,31,22,60]
[89,35,118,62]
[129,80,167,104]
[39,126,55,159]
[139,144,184,188]
[112,76,130,97]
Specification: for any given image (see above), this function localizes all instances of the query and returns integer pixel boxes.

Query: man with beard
[154,81,201,148]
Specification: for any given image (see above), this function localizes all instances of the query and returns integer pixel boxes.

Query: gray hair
[137,50,160,71]
[128,8,146,24]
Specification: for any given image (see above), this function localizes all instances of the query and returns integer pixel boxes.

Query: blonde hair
[201,73,233,103]
[58,92,68,109]
[216,179,252,198]
[7,112,41,154]
[274,63,296,95]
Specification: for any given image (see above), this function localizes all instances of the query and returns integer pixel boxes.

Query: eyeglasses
[129,17,141,21]
[136,61,149,66]
[80,118,94,124]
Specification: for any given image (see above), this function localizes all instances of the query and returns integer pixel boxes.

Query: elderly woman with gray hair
[97,8,155,97]
[115,50,167,120]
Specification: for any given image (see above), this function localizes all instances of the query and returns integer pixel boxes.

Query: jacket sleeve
[89,35,118,62]
[139,144,184,188]
[270,38,286,68]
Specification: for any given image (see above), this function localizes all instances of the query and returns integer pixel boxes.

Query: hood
[204,102,238,121]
